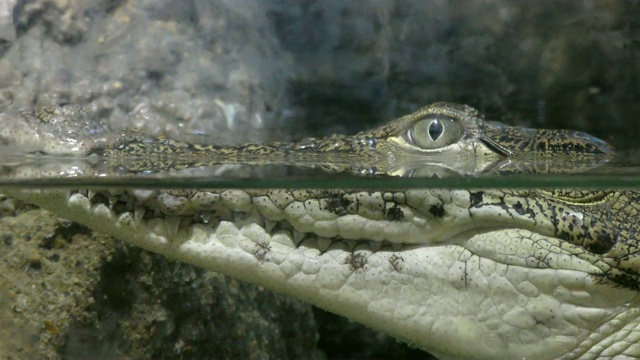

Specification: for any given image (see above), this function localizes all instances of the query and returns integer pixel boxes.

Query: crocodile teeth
[134,205,146,225]
[264,219,276,233]
[299,237,318,250]
[124,198,134,211]
[199,212,213,224]
[108,196,118,209]
[391,242,403,251]
[165,216,181,236]
[317,237,332,252]
[293,230,305,245]
[368,240,382,252]
[88,190,96,200]
[345,240,358,250]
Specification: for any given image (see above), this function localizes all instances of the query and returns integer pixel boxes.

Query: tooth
[200,212,213,224]
[109,196,118,209]
[300,237,318,250]
[345,240,358,250]
[293,230,305,245]
[317,238,332,252]
[332,241,349,251]
[391,242,403,251]
[264,219,276,233]
[165,216,181,236]
[134,205,146,224]
[368,241,382,252]
[124,199,134,211]
[88,190,96,200]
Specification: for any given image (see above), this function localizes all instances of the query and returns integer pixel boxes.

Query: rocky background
[0,1,639,359]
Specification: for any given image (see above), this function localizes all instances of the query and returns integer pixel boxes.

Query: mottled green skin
[8,102,640,358]
[77,185,640,291]
[19,102,640,286]
[21,102,639,290]
[21,102,609,175]
[469,189,640,291]
[96,102,611,157]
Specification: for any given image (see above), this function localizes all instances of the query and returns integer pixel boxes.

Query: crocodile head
[2,102,636,360]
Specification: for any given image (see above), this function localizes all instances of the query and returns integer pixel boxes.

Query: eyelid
[403,126,417,144]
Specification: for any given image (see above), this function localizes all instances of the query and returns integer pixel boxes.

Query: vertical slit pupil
[428,120,444,141]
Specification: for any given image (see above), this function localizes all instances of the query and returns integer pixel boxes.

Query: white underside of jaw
[7,189,640,360]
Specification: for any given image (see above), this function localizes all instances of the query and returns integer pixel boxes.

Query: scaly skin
[3,102,638,359]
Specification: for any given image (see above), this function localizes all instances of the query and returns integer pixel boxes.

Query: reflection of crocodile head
[2,102,639,360]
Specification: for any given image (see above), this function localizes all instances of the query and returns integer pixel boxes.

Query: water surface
[1,151,638,190]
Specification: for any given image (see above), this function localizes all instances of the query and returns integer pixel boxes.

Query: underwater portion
[0,1,639,359]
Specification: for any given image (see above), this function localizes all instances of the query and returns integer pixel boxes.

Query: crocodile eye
[407,115,463,149]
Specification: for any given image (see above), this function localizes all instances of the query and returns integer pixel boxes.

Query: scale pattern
[4,102,638,359]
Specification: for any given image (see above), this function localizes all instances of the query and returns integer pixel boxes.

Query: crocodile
[2,102,639,359]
